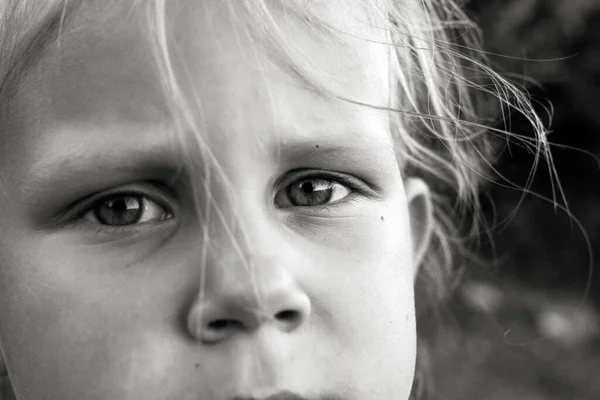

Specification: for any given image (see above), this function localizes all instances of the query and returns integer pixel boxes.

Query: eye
[277,178,352,208]
[84,194,172,226]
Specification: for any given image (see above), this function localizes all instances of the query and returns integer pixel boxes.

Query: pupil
[285,180,332,207]
[301,181,314,193]
[95,196,142,226]
[112,199,127,211]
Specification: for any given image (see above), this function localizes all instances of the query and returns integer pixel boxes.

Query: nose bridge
[210,237,293,311]
[186,205,311,343]
[207,199,281,294]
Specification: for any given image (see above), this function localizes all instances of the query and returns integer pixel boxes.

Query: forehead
[12,0,393,164]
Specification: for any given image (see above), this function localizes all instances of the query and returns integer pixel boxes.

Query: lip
[231,390,346,400]
[232,391,307,400]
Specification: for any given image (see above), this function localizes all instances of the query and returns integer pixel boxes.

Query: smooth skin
[0,1,432,399]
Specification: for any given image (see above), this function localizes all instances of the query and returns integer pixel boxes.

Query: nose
[186,257,311,343]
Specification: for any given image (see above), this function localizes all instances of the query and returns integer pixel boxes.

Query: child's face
[0,2,428,399]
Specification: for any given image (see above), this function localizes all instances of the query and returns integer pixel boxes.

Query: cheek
[297,203,417,392]
[0,235,192,398]
[324,212,415,334]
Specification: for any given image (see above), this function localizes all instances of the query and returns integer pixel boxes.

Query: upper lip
[232,390,345,400]
[232,391,307,400]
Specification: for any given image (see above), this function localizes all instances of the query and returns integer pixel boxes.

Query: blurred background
[427,1,600,399]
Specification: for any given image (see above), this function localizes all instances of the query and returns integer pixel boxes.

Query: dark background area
[470,0,600,301]
[427,1,600,399]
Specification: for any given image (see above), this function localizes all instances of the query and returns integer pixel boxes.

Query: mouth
[231,390,346,400]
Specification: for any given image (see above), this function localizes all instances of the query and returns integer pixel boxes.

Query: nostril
[275,309,299,322]
[197,318,247,343]
[190,291,311,341]
[208,319,236,330]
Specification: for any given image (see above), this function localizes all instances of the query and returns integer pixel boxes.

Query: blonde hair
[0,0,556,397]
[139,0,553,300]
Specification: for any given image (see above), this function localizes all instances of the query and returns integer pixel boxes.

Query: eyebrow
[0,1,78,99]
[26,135,394,180]
[23,132,396,201]
[22,142,185,203]
[278,134,397,176]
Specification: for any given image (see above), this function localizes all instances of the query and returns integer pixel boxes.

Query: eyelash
[274,170,373,210]
[64,184,175,234]
[62,172,371,236]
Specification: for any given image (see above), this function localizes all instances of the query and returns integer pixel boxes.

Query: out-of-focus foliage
[430,279,600,400]
[469,0,600,147]
[469,0,600,81]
